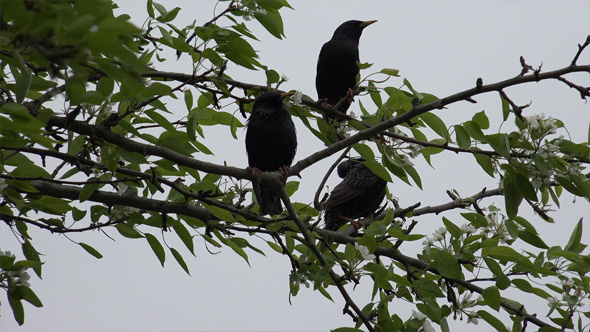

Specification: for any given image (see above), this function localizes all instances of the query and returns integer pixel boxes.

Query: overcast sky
[2,1,589,331]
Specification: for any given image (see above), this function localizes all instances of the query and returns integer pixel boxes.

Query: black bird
[245,91,297,215]
[324,158,387,231]
[316,20,377,117]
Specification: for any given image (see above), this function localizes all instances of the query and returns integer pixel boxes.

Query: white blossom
[292,90,303,106]
[401,154,414,166]
[0,178,7,190]
[0,250,15,258]
[433,227,446,241]
[547,295,561,308]
[467,316,479,325]
[560,278,574,288]
[89,25,99,33]
[460,224,476,234]
[411,310,426,320]
[355,243,375,261]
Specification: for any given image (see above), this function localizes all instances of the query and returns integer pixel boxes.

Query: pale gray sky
[2,1,589,331]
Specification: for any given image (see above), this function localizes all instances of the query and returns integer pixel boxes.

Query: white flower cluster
[524,113,558,136]
[422,227,447,253]
[482,210,511,244]
[0,251,31,289]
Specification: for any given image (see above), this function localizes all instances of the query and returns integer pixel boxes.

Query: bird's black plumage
[324,158,387,231]
[316,20,376,116]
[245,91,297,215]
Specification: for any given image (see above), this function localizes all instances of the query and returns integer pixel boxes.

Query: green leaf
[461,213,488,228]
[79,242,103,259]
[368,80,382,108]
[8,291,24,325]
[421,112,449,140]
[455,125,471,149]
[184,89,193,111]
[486,246,521,262]
[515,173,537,202]
[478,310,509,332]
[332,328,364,332]
[431,249,462,279]
[173,221,195,255]
[146,109,176,132]
[403,78,423,100]
[472,110,490,129]
[285,181,299,197]
[202,203,235,222]
[344,243,356,262]
[15,286,43,308]
[473,154,495,177]
[442,217,462,238]
[363,160,392,182]
[352,143,375,161]
[564,218,584,253]
[115,223,144,239]
[503,174,523,219]
[145,233,165,267]
[170,247,190,275]
[255,9,285,39]
[379,68,400,77]
[482,286,501,311]
[486,133,510,159]
[500,93,510,121]
[518,230,549,249]
[15,69,32,103]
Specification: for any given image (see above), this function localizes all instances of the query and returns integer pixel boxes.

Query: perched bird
[245,91,297,215]
[324,158,387,231]
[316,20,377,120]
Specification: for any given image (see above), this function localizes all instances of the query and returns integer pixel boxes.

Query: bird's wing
[324,166,379,209]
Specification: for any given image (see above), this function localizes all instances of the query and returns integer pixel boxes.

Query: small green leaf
[173,221,195,255]
[145,233,165,267]
[486,246,521,262]
[8,291,24,325]
[500,93,510,121]
[518,230,549,249]
[564,218,584,253]
[202,203,235,222]
[486,133,510,159]
[79,242,103,259]
[431,249,462,279]
[344,243,356,262]
[184,89,193,111]
[15,286,43,308]
[442,217,462,238]
[515,173,537,202]
[352,143,375,161]
[115,223,144,239]
[170,247,190,275]
[472,111,490,129]
[421,112,449,140]
[363,160,392,182]
[15,69,32,103]
[478,310,509,332]
[473,154,495,177]
[455,125,471,149]
[379,68,400,76]
[482,286,501,311]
